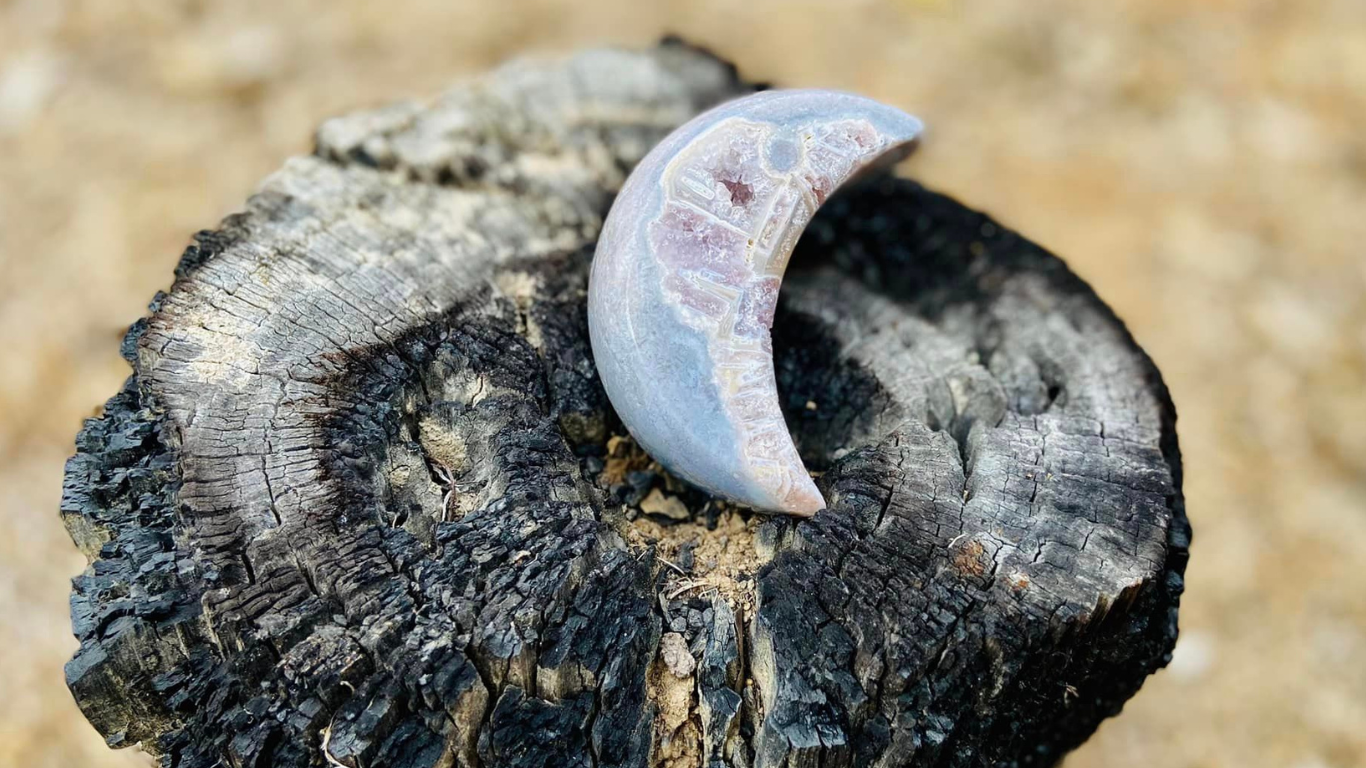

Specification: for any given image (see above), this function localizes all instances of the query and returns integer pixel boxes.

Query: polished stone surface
[588,90,921,514]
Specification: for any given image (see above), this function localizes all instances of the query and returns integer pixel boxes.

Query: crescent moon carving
[588,90,923,516]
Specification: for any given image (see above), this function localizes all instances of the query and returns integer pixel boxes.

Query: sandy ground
[1,1,1363,766]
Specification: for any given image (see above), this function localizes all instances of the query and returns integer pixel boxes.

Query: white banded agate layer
[588,90,923,516]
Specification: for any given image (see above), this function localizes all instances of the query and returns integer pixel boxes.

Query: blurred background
[1,1,1363,766]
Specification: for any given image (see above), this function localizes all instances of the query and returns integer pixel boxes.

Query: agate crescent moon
[587,89,923,516]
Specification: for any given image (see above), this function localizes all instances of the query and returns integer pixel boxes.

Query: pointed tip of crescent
[784,484,827,518]
[759,474,825,518]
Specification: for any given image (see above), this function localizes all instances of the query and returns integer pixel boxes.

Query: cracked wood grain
[60,40,1189,768]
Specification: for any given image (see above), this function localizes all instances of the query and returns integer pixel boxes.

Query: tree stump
[61,40,1190,768]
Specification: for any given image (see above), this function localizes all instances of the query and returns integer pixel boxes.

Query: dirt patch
[625,507,764,618]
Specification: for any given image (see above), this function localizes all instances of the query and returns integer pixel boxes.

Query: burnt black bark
[61,40,1188,768]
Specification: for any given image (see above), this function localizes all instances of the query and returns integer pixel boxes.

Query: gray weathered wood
[61,40,1189,768]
